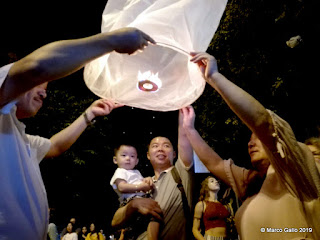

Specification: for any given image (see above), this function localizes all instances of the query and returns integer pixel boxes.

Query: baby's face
[114,145,138,170]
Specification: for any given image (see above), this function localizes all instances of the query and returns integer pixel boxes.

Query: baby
[110,144,160,240]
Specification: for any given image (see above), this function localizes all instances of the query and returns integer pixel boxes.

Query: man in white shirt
[0,27,154,240]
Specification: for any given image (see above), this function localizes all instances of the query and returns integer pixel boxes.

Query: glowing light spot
[137,71,162,92]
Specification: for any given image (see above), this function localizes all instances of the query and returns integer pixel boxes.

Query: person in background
[80,226,88,240]
[0,26,154,240]
[192,176,231,240]
[86,223,104,240]
[305,137,320,164]
[61,218,81,239]
[48,208,60,240]
[99,229,106,240]
[61,223,78,240]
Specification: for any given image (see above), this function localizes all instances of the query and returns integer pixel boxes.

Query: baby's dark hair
[114,142,138,156]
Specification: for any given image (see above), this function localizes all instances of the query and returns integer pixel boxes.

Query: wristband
[83,111,96,125]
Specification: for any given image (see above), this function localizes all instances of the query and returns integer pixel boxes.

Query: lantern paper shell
[84,0,227,111]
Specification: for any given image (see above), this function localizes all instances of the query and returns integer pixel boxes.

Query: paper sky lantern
[84,0,227,111]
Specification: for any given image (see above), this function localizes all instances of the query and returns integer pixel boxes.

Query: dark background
[1,0,319,236]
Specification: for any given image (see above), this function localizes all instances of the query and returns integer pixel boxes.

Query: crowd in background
[47,211,112,240]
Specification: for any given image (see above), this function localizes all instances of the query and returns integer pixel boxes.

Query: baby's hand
[143,177,153,187]
[138,182,153,192]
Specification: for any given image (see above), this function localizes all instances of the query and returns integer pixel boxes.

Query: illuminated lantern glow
[137,71,162,92]
[84,0,228,111]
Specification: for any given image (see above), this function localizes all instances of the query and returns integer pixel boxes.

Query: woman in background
[62,223,78,240]
[193,176,232,240]
[86,223,104,240]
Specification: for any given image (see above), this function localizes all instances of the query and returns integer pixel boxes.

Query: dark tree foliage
[1,0,319,235]
[193,0,320,167]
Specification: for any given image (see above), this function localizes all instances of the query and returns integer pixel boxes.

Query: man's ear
[147,152,151,160]
[113,157,117,165]
[173,151,176,159]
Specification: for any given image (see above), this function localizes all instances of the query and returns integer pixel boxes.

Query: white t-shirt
[110,168,146,202]
[0,63,51,240]
[62,232,78,240]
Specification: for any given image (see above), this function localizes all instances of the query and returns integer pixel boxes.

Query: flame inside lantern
[137,71,162,92]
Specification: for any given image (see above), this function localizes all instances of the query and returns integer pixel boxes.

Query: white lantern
[84,0,227,111]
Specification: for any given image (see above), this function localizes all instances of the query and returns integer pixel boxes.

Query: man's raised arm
[0,28,154,108]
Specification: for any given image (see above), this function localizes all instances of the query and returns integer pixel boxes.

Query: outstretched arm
[178,108,194,167]
[190,52,274,150]
[181,106,230,185]
[190,52,320,205]
[0,27,155,108]
[46,99,122,158]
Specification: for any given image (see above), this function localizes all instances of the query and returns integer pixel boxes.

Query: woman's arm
[192,201,205,240]
[181,106,230,185]
[190,52,275,150]
[191,52,320,201]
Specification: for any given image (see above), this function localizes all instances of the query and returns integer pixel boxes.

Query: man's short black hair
[147,135,177,152]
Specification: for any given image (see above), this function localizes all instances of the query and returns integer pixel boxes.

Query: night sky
[1,0,320,237]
